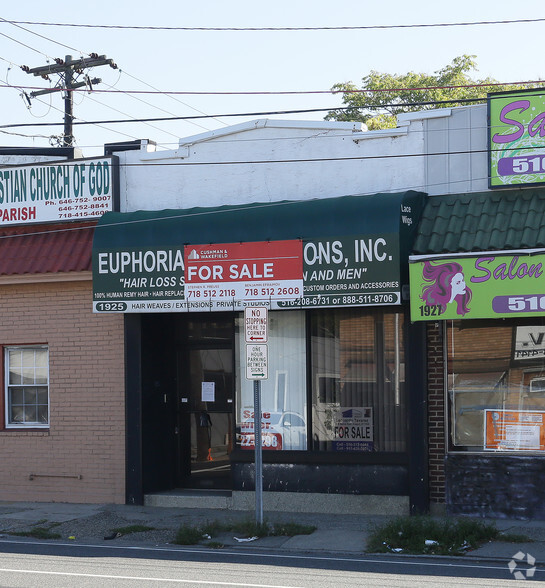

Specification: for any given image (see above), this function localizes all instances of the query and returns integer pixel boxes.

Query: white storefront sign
[0,157,115,226]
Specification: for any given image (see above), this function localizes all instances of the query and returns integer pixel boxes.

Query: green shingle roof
[413,189,545,255]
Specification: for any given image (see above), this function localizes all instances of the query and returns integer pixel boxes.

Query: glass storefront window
[235,311,307,451]
[311,308,406,452]
[448,319,545,452]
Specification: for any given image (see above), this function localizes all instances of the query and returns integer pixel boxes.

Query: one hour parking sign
[245,307,268,380]
[246,343,268,380]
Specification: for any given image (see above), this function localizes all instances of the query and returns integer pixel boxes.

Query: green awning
[95,191,425,249]
[92,191,426,313]
[413,188,545,255]
[409,188,545,322]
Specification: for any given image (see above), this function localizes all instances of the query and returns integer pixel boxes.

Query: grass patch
[366,516,502,556]
[174,524,208,545]
[10,527,61,540]
[230,520,270,538]
[109,525,155,536]
[173,518,316,546]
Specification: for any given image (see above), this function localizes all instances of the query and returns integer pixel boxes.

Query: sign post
[253,379,263,524]
[244,306,268,525]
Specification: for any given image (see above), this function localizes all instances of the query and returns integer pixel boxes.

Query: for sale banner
[489,89,545,188]
[484,410,545,451]
[410,253,545,321]
[184,240,303,306]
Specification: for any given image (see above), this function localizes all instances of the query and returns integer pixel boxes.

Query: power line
[0,37,140,144]
[119,70,226,130]
[101,76,212,133]
[21,54,119,146]
[82,90,181,140]
[0,16,80,55]
[0,144,531,169]
[0,30,46,56]
[0,169,524,242]
[3,17,545,31]
[0,18,228,131]
[0,59,211,143]
[1,79,543,96]
[98,145,536,168]
[0,96,503,130]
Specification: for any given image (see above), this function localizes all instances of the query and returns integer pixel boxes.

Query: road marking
[0,567,302,587]
[0,538,542,575]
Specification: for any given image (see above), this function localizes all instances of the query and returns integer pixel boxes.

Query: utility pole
[22,54,117,147]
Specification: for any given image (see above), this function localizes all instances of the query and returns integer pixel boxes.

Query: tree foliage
[325,55,535,130]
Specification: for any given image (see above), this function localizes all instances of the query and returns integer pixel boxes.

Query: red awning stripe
[0,222,95,276]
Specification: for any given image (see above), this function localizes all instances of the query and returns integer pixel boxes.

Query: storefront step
[144,490,409,515]
[144,490,232,510]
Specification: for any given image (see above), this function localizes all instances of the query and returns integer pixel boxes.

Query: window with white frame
[5,346,49,427]
[235,311,307,451]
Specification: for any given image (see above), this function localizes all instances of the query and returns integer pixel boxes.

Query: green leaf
[326,55,540,128]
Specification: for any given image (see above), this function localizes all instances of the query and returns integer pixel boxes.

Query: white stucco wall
[0,155,76,166]
[115,106,490,212]
[420,104,488,195]
[117,118,427,212]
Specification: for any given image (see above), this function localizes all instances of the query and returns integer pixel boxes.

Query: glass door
[177,317,234,489]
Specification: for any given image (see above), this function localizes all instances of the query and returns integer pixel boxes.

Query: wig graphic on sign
[421,260,472,316]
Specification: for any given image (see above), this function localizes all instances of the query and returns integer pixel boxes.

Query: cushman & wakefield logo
[509,551,536,580]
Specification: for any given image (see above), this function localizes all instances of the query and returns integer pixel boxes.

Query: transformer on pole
[22,53,117,147]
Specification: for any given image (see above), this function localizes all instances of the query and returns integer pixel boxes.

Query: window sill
[1,427,50,434]
[231,449,408,464]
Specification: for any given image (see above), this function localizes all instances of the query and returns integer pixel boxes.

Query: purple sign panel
[489,90,545,187]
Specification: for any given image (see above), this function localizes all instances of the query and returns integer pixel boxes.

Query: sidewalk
[0,500,543,564]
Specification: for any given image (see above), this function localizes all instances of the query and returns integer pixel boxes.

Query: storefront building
[93,190,429,513]
[0,149,125,503]
[410,89,545,519]
[86,117,457,513]
[7,98,540,514]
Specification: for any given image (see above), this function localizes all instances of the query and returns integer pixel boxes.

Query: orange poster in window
[484,410,545,451]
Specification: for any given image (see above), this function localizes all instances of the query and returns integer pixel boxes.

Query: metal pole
[254,379,263,525]
[63,55,73,147]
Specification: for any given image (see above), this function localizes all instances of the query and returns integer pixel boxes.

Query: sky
[1,0,545,156]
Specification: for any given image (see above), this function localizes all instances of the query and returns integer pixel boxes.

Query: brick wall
[427,322,446,503]
[0,280,125,503]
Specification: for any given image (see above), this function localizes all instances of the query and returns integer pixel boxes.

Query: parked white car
[238,411,306,450]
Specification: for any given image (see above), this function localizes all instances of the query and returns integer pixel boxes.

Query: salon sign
[410,253,545,321]
[489,89,545,188]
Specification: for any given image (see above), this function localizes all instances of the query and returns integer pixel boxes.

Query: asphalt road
[0,539,542,587]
